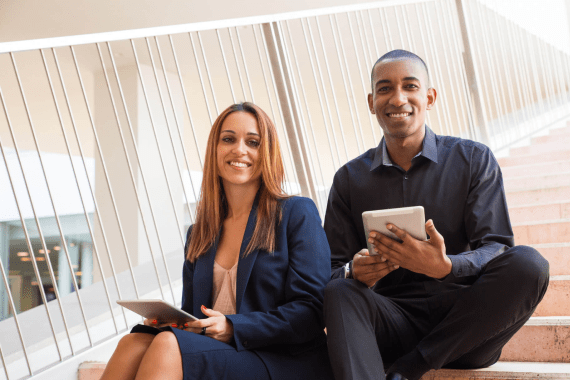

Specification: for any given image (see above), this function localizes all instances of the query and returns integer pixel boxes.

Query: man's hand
[369,219,452,279]
[352,249,399,288]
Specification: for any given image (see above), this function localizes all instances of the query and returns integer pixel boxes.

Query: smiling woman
[99,102,333,380]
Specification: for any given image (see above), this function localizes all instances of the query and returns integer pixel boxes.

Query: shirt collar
[370,125,438,171]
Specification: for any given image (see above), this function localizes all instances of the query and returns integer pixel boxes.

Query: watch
[344,261,353,279]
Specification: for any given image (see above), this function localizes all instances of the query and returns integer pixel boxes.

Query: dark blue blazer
[181,196,332,380]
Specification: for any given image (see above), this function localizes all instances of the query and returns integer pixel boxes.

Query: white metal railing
[0,0,569,378]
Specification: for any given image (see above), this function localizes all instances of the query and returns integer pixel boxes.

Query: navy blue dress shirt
[324,125,514,289]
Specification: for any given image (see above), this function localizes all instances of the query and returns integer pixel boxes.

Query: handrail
[0,0,433,54]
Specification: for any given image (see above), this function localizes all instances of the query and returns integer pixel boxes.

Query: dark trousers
[323,246,549,380]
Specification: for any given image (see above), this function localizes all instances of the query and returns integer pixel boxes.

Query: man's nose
[389,88,407,107]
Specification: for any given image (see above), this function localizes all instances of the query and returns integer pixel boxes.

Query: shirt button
[404,175,409,180]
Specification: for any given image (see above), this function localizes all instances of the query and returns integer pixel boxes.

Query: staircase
[77,123,570,379]
[425,121,570,379]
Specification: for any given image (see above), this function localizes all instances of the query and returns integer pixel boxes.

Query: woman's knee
[148,331,179,353]
[117,333,155,352]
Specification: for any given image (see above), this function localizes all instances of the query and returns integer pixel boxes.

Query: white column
[0,222,9,319]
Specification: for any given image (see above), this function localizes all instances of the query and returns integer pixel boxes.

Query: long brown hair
[186,102,289,262]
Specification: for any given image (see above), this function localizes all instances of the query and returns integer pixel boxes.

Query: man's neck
[384,128,425,172]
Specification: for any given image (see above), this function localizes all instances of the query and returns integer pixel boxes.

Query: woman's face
[216,111,262,189]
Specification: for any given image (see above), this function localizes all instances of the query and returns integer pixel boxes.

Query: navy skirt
[130,324,270,380]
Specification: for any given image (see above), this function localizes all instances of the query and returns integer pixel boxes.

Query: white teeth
[388,113,410,118]
[230,161,248,168]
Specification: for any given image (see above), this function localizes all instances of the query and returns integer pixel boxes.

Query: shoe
[386,373,409,380]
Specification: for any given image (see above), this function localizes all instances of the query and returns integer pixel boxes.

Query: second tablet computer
[362,206,427,255]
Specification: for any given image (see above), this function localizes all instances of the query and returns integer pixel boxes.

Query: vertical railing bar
[524,33,547,125]
[472,0,507,143]
[169,35,204,169]
[267,22,315,199]
[138,38,186,243]
[235,27,256,103]
[306,17,344,167]
[379,8,394,50]
[557,48,570,105]
[283,20,327,212]
[227,28,247,101]
[536,35,556,116]
[0,75,68,364]
[488,6,521,131]
[299,18,340,171]
[102,41,175,303]
[545,43,563,110]
[434,0,469,138]
[329,14,364,154]
[259,24,300,194]
[459,0,492,137]
[355,11,373,76]
[196,32,219,115]
[401,5,416,52]
[415,3,444,132]
[216,29,237,103]
[39,49,120,334]
[443,0,477,140]
[394,6,407,49]
[511,21,538,133]
[537,36,556,114]
[345,12,380,145]
[155,37,200,223]
[280,20,324,212]
[188,32,214,125]
[10,52,94,348]
[68,45,142,299]
[0,176,32,377]
[366,10,380,62]
[252,25,293,195]
[504,19,533,132]
[0,342,9,379]
[550,45,568,110]
[422,1,452,136]
[52,48,130,329]
[314,17,350,162]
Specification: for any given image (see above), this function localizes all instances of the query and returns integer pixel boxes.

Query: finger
[201,305,223,317]
[371,232,399,251]
[426,219,444,246]
[386,224,410,245]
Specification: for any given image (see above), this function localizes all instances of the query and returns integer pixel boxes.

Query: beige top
[212,260,238,315]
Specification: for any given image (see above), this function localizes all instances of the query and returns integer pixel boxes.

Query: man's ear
[368,93,374,114]
[426,88,437,110]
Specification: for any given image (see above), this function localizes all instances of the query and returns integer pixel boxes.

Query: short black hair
[370,49,431,91]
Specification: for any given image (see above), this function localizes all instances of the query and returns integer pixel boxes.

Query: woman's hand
[142,318,181,329]
[183,305,234,344]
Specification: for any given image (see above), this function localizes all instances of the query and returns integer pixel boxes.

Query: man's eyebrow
[374,79,391,87]
[403,76,421,82]
[220,130,260,137]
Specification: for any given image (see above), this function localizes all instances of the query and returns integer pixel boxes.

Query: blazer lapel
[235,194,261,313]
[193,233,218,319]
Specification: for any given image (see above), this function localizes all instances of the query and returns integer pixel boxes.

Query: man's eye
[406,84,419,89]
[378,87,389,93]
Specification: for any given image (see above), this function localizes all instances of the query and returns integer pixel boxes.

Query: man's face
[368,58,436,140]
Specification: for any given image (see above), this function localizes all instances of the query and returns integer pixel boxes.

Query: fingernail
[201,305,206,310]
[387,224,393,231]
[368,238,374,243]
[380,256,386,262]
[152,319,157,324]
[184,323,189,327]
[393,265,399,269]
[370,232,376,238]
[171,323,177,327]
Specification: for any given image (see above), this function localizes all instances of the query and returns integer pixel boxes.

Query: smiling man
[322,50,549,380]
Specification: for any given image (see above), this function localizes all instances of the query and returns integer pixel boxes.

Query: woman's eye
[222,136,233,143]
[248,140,260,147]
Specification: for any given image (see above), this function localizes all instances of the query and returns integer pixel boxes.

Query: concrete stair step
[531,243,570,276]
[509,201,570,224]
[550,124,570,135]
[422,362,570,379]
[500,317,570,363]
[533,275,570,316]
[506,186,570,207]
[498,150,570,167]
[504,172,570,192]
[512,218,570,245]
[501,160,570,178]
[510,140,570,156]
[533,133,570,145]
[78,362,106,380]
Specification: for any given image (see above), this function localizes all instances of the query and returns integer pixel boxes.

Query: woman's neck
[223,180,261,221]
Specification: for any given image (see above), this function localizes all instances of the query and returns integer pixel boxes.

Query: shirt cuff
[444,255,468,280]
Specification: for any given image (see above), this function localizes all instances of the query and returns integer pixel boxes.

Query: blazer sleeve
[226,197,331,351]
[180,226,195,315]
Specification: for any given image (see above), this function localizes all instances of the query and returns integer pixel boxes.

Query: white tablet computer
[362,206,427,254]
[117,299,199,324]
